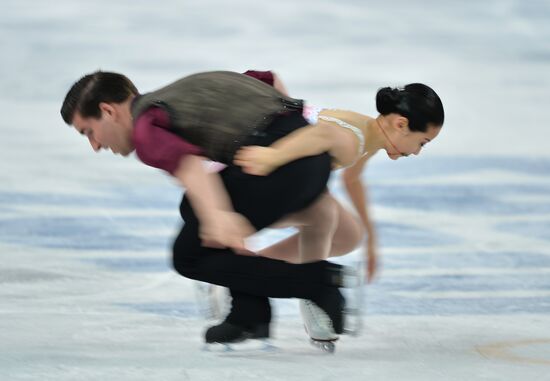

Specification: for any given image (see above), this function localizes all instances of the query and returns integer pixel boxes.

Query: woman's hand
[234,146,280,176]
[365,238,379,283]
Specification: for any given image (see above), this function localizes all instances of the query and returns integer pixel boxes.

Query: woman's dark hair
[376,83,444,132]
[60,71,139,124]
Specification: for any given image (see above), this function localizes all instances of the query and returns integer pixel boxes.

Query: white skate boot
[299,299,339,353]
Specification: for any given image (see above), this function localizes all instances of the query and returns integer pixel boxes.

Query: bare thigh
[261,193,364,260]
[329,201,364,256]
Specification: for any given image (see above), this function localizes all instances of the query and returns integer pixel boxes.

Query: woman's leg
[258,195,364,263]
[296,192,339,263]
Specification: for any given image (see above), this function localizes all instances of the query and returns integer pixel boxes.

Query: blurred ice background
[1,1,550,380]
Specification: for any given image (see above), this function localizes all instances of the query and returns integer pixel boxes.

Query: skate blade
[309,338,336,354]
[303,324,339,343]
[202,339,278,355]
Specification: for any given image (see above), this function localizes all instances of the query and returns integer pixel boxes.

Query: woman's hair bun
[376,87,401,115]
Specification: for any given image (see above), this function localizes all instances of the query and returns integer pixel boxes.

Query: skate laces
[303,300,334,332]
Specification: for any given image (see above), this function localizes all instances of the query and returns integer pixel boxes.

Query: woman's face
[384,116,442,160]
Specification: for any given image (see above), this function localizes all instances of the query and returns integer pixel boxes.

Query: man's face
[71,104,134,156]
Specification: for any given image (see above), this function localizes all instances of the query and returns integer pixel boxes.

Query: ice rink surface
[1,1,550,380]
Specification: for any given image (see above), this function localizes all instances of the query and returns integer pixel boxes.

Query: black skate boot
[203,320,273,353]
[204,320,270,344]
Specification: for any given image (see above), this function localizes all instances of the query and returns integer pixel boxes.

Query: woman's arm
[234,122,334,176]
[342,152,380,282]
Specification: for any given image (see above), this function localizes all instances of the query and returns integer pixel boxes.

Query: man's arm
[174,155,232,220]
[174,155,255,251]
[133,107,254,251]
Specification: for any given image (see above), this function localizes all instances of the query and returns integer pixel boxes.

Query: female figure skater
[236,82,444,277]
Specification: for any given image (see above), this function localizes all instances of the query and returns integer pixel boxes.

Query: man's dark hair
[60,71,139,124]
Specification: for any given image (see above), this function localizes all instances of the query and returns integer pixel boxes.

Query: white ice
[1,0,550,380]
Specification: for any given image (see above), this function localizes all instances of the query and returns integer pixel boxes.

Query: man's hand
[200,210,256,253]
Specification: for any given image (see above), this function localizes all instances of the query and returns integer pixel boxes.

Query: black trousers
[172,111,335,325]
